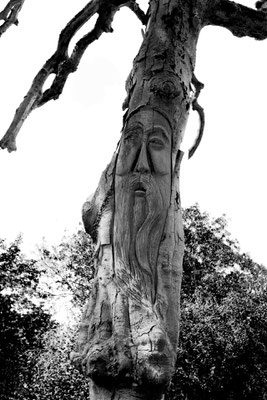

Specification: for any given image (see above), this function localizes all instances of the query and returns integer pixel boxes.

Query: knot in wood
[151,78,180,100]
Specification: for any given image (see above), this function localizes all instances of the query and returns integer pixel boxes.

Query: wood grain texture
[73,2,197,397]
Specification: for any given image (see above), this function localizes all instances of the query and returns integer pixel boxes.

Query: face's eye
[123,128,142,145]
[148,137,165,149]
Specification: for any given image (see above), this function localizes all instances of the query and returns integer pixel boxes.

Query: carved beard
[114,173,170,302]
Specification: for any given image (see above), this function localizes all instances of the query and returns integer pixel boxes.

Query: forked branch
[0,0,25,37]
[0,0,147,152]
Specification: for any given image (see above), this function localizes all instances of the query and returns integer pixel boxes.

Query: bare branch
[127,0,148,25]
[0,0,127,152]
[188,74,205,159]
[0,0,25,37]
[205,0,267,40]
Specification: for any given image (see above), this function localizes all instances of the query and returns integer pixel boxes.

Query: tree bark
[72,1,201,398]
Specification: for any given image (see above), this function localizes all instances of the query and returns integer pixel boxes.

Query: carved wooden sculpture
[75,108,184,399]
[1,0,267,399]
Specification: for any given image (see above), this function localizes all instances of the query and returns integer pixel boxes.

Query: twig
[0,0,25,37]
[188,73,205,159]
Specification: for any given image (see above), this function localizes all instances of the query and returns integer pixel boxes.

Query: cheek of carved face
[147,132,171,176]
[116,126,143,176]
[116,110,172,177]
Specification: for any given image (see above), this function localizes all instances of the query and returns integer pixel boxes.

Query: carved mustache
[128,174,154,194]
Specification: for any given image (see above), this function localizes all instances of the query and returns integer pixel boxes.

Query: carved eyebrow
[123,123,143,139]
[148,126,170,143]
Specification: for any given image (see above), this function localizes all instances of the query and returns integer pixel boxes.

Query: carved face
[116,109,172,186]
[114,109,172,301]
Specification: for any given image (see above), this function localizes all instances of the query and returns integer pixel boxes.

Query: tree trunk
[72,1,201,398]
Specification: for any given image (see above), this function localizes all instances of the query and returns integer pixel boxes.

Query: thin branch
[0,0,25,37]
[126,0,148,25]
[0,0,128,152]
[205,0,267,40]
[188,74,205,159]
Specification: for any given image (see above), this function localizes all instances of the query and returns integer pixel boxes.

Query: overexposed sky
[0,0,266,266]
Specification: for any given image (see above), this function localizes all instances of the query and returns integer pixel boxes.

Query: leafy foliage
[27,325,90,400]
[19,230,95,399]
[166,205,267,400]
[36,229,95,311]
[0,238,53,399]
[181,205,261,298]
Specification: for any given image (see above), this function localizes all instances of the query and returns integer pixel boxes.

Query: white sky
[0,0,266,266]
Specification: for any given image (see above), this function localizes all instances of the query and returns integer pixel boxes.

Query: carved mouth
[135,188,146,197]
[134,184,146,197]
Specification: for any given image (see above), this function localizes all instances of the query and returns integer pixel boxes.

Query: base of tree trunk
[89,380,165,400]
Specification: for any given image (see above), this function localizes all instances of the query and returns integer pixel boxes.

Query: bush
[27,324,90,400]
[166,205,267,400]
[0,238,53,399]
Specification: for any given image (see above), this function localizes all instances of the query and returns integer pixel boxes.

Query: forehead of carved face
[116,109,172,176]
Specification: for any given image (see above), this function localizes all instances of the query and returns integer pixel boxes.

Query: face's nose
[134,143,150,173]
